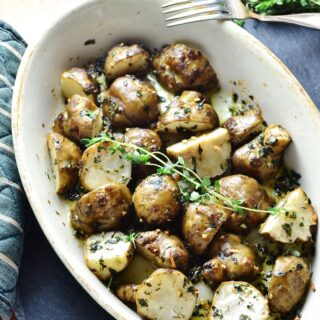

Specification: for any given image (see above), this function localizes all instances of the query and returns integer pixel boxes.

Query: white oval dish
[12,0,320,319]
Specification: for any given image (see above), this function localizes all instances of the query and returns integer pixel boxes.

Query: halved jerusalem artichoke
[157,91,219,133]
[61,68,96,100]
[135,268,198,320]
[104,43,150,80]
[54,94,103,143]
[218,174,273,233]
[124,128,162,179]
[166,128,231,178]
[209,281,270,320]
[232,125,291,182]
[223,109,265,147]
[70,183,131,235]
[47,132,82,194]
[268,256,310,314]
[79,141,132,191]
[135,230,189,272]
[182,203,227,256]
[259,187,317,243]
[103,75,158,129]
[124,128,162,152]
[133,174,181,225]
[152,43,218,93]
[202,258,227,285]
[203,234,257,285]
[84,231,134,281]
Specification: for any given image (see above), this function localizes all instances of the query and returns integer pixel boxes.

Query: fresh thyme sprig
[80,133,280,216]
[115,231,140,249]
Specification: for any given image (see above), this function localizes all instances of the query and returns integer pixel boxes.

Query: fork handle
[250,13,320,30]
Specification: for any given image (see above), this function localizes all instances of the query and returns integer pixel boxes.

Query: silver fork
[162,0,320,29]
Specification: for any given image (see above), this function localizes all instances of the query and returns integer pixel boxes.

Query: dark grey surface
[15,20,320,320]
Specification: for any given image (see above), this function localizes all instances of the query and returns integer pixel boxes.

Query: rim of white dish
[11,1,320,319]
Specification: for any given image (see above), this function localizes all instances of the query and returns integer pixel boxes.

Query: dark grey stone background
[14,20,320,320]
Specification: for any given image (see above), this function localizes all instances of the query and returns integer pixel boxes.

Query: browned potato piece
[124,128,162,179]
[103,76,158,129]
[70,183,131,235]
[182,203,227,255]
[223,109,265,147]
[135,230,189,272]
[104,44,150,80]
[202,258,226,284]
[47,132,81,194]
[124,128,162,152]
[218,174,273,233]
[203,234,257,285]
[116,284,139,303]
[232,125,291,181]
[132,174,181,225]
[152,43,218,93]
[157,91,219,133]
[54,94,103,143]
[268,256,310,314]
[60,68,95,100]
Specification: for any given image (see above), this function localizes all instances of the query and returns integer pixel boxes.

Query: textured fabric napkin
[0,21,26,320]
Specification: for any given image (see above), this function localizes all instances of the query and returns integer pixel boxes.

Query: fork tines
[166,5,227,20]
[162,0,190,8]
[163,0,224,13]
[162,0,231,27]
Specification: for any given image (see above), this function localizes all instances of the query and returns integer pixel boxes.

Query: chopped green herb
[138,299,148,307]
[136,90,143,98]
[80,110,96,119]
[282,223,292,237]
[233,19,245,27]
[115,232,140,248]
[188,266,202,282]
[244,0,320,15]
[212,306,223,319]
[273,169,301,196]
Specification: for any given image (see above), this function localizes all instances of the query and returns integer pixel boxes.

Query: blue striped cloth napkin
[0,21,26,320]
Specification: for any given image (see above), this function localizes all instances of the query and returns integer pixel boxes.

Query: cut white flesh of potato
[79,141,132,191]
[167,128,231,178]
[117,254,156,285]
[209,281,269,320]
[61,68,95,100]
[84,231,134,281]
[259,187,317,243]
[194,281,214,302]
[136,268,198,320]
[47,132,81,194]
